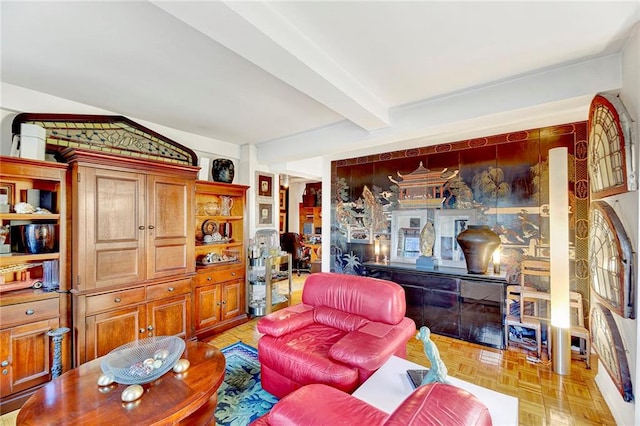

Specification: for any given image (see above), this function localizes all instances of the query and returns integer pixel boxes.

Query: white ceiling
[1,1,639,165]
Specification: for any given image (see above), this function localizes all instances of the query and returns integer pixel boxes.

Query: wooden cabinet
[78,276,192,362]
[65,151,196,292]
[193,181,249,339]
[63,149,199,365]
[0,157,70,414]
[193,269,244,333]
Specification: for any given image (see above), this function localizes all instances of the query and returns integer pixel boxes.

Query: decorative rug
[215,342,278,426]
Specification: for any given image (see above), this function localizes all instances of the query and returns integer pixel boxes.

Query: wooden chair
[505,285,543,357]
[569,291,591,368]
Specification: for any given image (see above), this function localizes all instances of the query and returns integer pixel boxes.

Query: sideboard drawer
[146,278,192,301]
[195,267,244,286]
[85,287,145,315]
[0,298,59,328]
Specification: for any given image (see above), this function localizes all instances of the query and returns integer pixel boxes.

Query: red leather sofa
[250,382,492,425]
[256,272,416,398]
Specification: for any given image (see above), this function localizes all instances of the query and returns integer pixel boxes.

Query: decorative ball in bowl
[100,336,186,385]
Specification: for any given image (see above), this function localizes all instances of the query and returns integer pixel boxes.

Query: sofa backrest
[384,383,492,426]
[302,272,406,325]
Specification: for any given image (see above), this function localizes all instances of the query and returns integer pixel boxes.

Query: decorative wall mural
[590,302,634,402]
[330,122,590,312]
[588,93,637,198]
[589,200,635,318]
[12,113,197,166]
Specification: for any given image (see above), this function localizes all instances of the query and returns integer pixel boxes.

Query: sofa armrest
[266,384,388,426]
[329,317,416,370]
[256,304,315,337]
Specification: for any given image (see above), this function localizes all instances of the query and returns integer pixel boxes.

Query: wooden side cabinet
[0,157,70,414]
[192,181,249,340]
[193,266,246,339]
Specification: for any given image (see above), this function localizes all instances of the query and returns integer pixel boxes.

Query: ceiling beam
[255,54,622,164]
[152,1,390,131]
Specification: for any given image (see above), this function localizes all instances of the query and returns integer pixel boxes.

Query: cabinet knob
[2,370,7,375]
[147,325,154,331]
[222,300,227,305]
[207,276,212,281]
[148,225,155,230]
[231,272,236,276]
[114,297,121,303]
[216,302,221,306]
[1,360,8,367]
[25,309,35,316]
[138,225,145,230]
[139,328,145,334]
[167,287,175,292]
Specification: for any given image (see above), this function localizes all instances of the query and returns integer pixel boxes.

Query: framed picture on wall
[279,189,286,210]
[257,173,274,198]
[258,203,274,227]
[279,212,286,233]
[434,209,477,268]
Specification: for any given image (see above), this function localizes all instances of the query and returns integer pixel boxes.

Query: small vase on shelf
[212,159,235,183]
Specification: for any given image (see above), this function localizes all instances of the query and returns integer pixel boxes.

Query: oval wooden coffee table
[17,341,226,425]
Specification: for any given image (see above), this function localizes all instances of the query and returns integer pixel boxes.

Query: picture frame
[390,209,430,263]
[0,183,15,208]
[347,226,371,244]
[434,209,477,268]
[257,172,274,198]
[279,212,286,233]
[279,189,286,210]
[257,203,274,227]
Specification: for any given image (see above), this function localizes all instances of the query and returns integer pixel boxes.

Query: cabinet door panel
[148,295,190,339]
[0,319,58,397]
[194,284,222,330]
[147,175,195,279]
[83,168,146,290]
[222,280,244,321]
[85,305,146,361]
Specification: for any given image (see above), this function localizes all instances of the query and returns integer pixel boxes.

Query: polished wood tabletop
[17,341,226,426]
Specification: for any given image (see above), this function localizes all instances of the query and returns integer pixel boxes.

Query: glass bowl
[100,336,186,385]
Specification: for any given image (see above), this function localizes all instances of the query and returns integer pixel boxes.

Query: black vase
[456,225,500,274]
[212,158,235,183]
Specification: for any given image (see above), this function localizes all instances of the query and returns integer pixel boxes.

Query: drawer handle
[114,297,122,303]
[138,225,145,230]
[25,309,35,316]
[231,272,236,276]
[147,325,154,331]
[148,225,155,230]
[207,276,212,281]
[168,287,175,292]
[139,328,146,334]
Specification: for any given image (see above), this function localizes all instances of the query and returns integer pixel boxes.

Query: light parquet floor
[1,274,615,426]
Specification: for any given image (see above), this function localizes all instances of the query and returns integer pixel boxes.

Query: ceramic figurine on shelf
[416,326,449,385]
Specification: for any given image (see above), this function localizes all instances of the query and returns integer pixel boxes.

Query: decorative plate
[201,220,218,236]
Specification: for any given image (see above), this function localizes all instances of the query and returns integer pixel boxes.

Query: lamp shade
[549,147,570,329]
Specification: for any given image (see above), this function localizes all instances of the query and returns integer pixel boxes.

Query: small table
[17,341,226,426]
[352,356,518,425]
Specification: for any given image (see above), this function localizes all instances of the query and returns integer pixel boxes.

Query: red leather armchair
[250,382,492,426]
[257,272,416,398]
